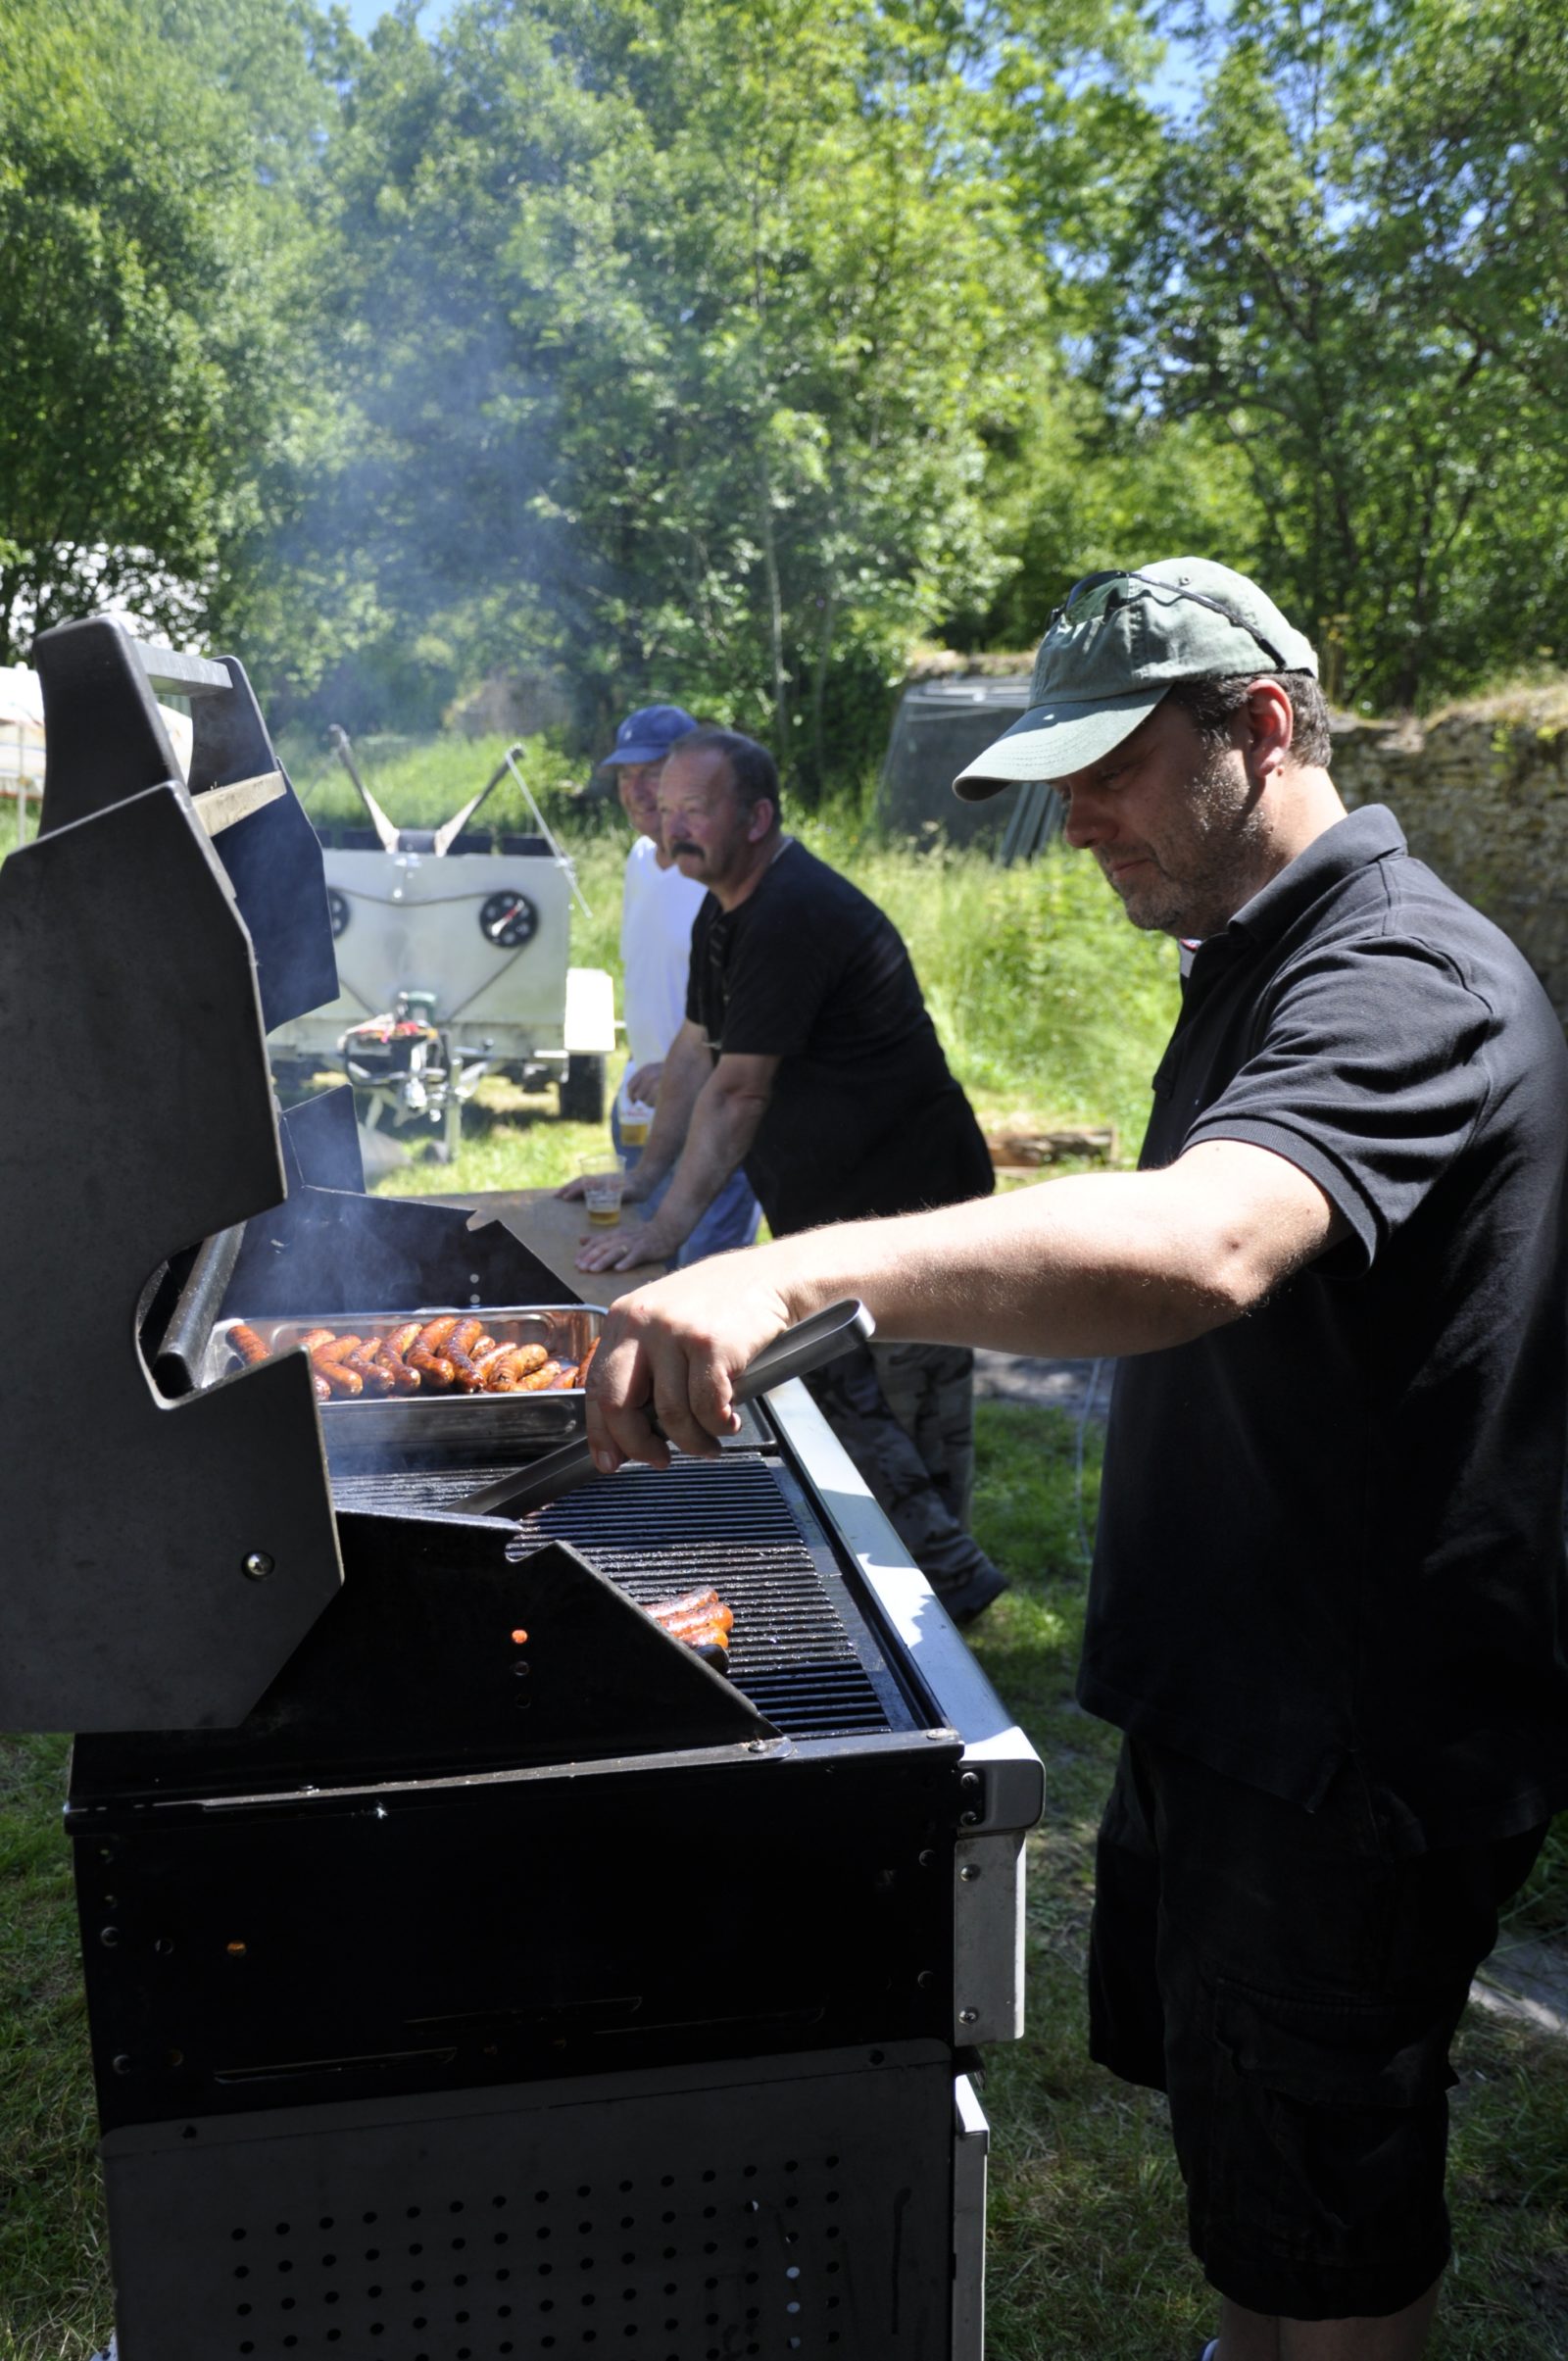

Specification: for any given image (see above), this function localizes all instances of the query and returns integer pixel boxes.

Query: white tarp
[0,661,193,789]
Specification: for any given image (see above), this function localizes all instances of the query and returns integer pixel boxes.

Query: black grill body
[9,622,1039,2360]
[69,1501,963,2130]
[104,2041,957,2360]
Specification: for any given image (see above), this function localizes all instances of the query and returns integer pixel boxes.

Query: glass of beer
[620,1101,653,1149]
[583,1173,625,1228]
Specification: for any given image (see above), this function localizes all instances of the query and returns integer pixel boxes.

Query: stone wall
[1331,698,1568,1021]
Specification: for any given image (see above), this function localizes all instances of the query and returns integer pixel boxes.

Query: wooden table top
[416,1185,669,1305]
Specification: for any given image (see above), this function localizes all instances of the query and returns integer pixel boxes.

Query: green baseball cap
[953,558,1318,801]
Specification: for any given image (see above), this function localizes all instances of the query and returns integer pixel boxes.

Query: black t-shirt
[684,840,994,1236]
[1079,805,1568,1852]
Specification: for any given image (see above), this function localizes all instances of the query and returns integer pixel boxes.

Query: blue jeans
[612,1096,761,1266]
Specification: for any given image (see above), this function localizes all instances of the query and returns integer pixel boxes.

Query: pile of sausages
[647,1586,734,1662]
[228,1316,596,1402]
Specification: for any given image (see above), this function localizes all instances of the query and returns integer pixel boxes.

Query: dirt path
[971,1349,1112,1420]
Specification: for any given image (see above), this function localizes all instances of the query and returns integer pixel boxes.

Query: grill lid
[69,1515,778,1805]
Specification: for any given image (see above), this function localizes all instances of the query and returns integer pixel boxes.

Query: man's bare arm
[574,1050,777,1272]
[585,1139,1348,1465]
[631,1021,712,1186]
[558,1021,711,1204]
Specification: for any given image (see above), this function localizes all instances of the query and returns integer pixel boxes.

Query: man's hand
[585,1259,798,1472]
[626,1060,664,1107]
[556,1165,654,1205]
[573,1216,677,1273]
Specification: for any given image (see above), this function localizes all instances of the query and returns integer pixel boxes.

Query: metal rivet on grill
[959,1865,981,1883]
[916,1969,935,1990]
[959,2007,980,2026]
[99,1925,120,1946]
[242,1551,274,1582]
[918,1848,936,1869]
[112,2053,131,2074]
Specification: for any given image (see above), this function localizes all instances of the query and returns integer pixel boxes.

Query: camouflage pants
[804,1338,1001,1602]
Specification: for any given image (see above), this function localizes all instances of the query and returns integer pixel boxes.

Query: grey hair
[672,726,783,823]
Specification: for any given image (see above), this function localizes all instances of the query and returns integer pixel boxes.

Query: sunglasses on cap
[1054,569,1290,669]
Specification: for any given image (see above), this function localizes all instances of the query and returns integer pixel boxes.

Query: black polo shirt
[685,840,994,1236]
[1079,805,1568,1851]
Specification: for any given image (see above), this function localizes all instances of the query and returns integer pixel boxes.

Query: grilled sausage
[480,1342,551,1392]
[518,1358,562,1392]
[229,1323,272,1367]
[415,1316,462,1356]
[314,1334,362,1364]
[346,1344,395,1395]
[374,1335,421,1392]
[662,1603,735,1638]
[408,1346,456,1390]
[304,1334,363,1397]
[650,1587,723,1623]
[551,1363,580,1390]
[446,1317,489,1390]
[577,1339,599,1388]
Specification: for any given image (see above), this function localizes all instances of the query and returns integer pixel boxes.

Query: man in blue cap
[577,562,1568,2360]
[575,703,760,1263]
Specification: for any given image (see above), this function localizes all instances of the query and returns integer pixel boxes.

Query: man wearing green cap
[576,559,1568,2358]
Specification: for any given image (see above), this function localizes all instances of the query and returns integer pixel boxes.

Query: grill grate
[330,1455,897,1738]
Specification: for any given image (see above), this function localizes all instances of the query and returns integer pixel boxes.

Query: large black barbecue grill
[3,618,1043,2361]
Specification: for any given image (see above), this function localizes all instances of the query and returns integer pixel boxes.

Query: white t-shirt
[620,834,707,1096]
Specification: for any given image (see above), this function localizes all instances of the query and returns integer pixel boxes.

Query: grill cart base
[102,2043,974,2361]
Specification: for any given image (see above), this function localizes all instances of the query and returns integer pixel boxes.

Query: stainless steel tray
[206,1305,606,1462]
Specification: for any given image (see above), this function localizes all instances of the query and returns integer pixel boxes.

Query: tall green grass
[794,808,1179,1147]
[300,731,1181,1170]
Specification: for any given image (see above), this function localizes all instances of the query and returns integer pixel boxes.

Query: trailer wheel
[559,1053,607,1125]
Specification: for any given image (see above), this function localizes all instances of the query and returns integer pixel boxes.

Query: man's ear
[1244,678,1295,784]
[747,798,777,843]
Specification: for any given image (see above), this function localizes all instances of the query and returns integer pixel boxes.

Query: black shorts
[1088,1736,1546,2321]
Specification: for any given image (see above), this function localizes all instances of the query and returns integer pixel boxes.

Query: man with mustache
[569,702,760,1262]
[580,564,1568,2359]
[574,721,1007,1625]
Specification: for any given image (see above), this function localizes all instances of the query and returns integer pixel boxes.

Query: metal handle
[456,1298,874,1519]
[152,1222,247,1398]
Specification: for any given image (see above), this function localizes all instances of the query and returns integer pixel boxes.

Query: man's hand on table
[584,1256,799,1472]
[572,1216,681,1275]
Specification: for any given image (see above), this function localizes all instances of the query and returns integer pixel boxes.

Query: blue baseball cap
[602,704,698,765]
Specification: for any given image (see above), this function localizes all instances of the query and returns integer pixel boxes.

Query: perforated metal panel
[106,2044,954,2361]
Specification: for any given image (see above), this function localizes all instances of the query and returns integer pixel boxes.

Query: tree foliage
[5,0,1568,749]
[1110,0,1568,708]
[0,0,337,662]
[279,0,1157,779]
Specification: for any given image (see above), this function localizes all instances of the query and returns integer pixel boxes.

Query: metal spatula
[456,1298,874,1518]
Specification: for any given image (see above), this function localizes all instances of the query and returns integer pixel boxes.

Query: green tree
[0,0,337,662]
[295,0,1154,780]
[1108,0,1568,708]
